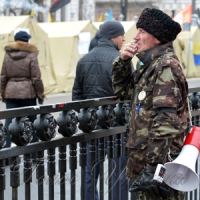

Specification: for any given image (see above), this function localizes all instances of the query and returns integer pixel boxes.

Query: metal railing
[0,87,199,200]
[0,97,131,200]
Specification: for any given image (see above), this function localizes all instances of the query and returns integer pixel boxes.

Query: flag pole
[50,0,56,22]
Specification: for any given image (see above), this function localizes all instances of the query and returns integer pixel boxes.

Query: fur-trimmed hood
[4,41,38,60]
[4,41,37,52]
[1,41,44,100]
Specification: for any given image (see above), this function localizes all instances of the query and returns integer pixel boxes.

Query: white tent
[174,26,200,78]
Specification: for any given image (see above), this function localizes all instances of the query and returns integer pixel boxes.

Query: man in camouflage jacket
[112,8,188,200]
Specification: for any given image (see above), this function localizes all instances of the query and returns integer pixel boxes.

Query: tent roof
[122,21,136,31]
[93,22,103,30]
[38,20,92,37]
[0,15,30,34]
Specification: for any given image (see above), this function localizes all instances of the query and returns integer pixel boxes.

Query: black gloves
[38,98,44,105]
[129,168,170,199]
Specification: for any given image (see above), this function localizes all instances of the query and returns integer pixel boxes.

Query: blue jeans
[4,98,38,148]
[84,138,126,200]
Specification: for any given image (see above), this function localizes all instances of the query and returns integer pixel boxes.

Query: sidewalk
[187,77,200,88]
[44,77,200,101]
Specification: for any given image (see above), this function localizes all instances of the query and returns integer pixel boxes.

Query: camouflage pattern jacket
[112,42,188,174]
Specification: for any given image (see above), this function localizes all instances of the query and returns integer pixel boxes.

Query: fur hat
[14,31,31,42]
[100,21,125,39]
[136,8,181,43]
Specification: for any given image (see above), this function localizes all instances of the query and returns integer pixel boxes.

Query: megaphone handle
[187,97,193,127]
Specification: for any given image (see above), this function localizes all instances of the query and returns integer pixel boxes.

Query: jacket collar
[136,42,174,66]
[98,38,119,50]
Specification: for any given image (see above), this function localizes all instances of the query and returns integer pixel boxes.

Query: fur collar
[4,41,37,52]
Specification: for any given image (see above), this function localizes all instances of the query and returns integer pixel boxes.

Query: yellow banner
[193,42,200,54]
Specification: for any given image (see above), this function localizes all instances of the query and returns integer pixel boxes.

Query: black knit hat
[14,31,31,42]
[136,8,181,43]
[100,21,125,39]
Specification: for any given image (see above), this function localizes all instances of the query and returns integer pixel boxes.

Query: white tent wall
[0,16,30,73]
[48,36,80,92]
[173,31,190,76]
[0,34,10,69]
[38,20,97,93]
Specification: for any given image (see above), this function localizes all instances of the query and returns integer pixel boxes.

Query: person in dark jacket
[72,20,134,200]
[72,20,134,100]
[0,31,45,153]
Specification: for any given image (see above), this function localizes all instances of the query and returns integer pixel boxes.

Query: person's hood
[4,41,37,60]
[95,30,101,40]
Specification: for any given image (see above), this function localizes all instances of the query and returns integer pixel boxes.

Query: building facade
[65,0,200,22]
[0,0,200,22]
[93,0,200,21]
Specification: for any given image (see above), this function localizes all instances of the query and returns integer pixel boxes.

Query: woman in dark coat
[1,31,45,151]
